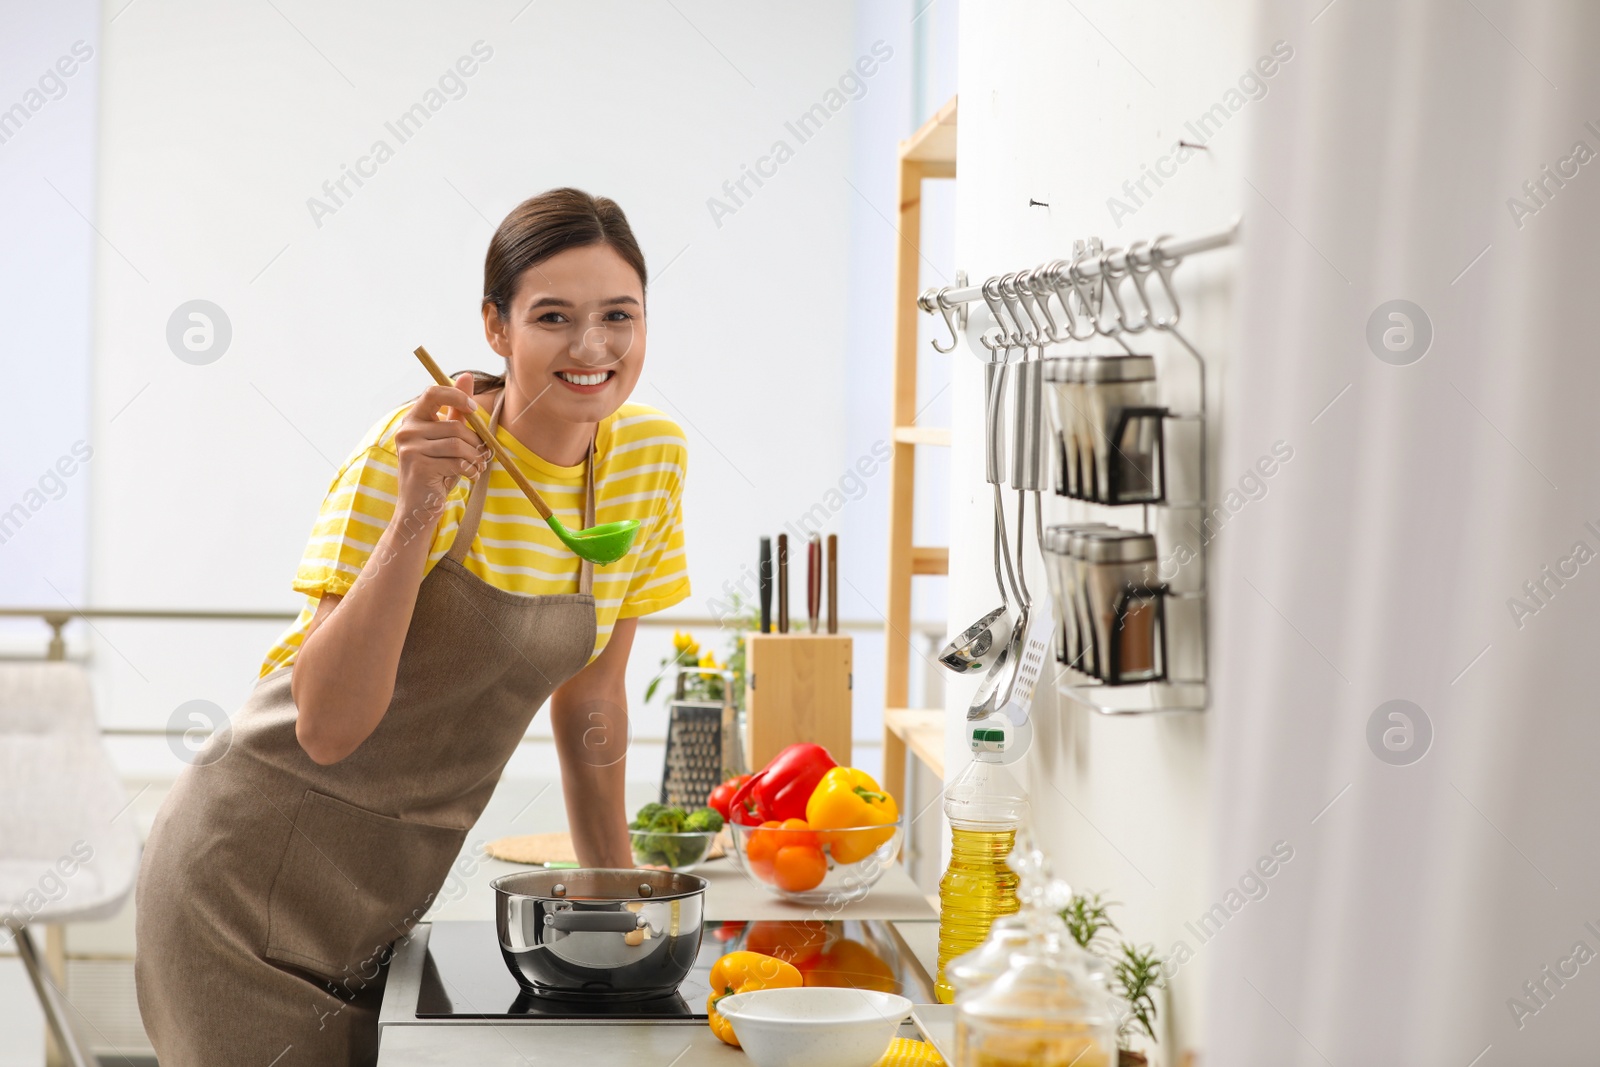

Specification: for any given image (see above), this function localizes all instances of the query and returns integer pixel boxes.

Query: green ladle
[414,347,640,565]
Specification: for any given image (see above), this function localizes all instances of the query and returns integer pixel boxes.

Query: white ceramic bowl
[715,986,912,1067]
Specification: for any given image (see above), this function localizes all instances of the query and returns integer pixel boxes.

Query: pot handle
[545,910,645,933]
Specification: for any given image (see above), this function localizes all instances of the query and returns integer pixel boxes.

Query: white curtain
[1211,0,1600,1061]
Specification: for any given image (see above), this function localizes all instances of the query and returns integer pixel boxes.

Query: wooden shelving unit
[882,96,956,818]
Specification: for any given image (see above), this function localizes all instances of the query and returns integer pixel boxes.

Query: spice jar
[1079,354,1163,505]
[1080,530,1164,685]
[1042,358,1087,499]
[1046,524,1111,670]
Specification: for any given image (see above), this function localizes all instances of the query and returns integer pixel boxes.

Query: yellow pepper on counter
[805,767,899,864]
[706,950,803,1047]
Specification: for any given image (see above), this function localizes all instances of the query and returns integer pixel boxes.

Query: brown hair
[466,187,648,392]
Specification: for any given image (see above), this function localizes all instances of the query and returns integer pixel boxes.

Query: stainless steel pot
[490,868,707,1001]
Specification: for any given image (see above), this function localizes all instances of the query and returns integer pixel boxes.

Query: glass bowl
[727,821,904,905]
[628,829,718,872]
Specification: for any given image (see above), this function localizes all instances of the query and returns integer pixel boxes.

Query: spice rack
[1053,398,1209,715]
[919,222,1238,715]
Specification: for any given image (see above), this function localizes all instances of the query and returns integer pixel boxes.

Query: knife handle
[759,537,772,634]
[776,534,789,634]
[807,535,821,634]
[826,534,838,635]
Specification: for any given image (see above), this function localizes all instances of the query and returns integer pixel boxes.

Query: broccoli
[629,804,721,866]
[649,808,688,833]
[635,807,688,865]
[629,802,669,830]
[685,808,724,833]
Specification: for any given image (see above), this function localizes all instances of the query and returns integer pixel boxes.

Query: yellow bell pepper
[805,767,899,864]
[706,950,803,1047]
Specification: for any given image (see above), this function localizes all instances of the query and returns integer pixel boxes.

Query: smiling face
[482,241,647,425]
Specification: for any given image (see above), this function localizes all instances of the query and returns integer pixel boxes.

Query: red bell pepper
[728,743,837,825]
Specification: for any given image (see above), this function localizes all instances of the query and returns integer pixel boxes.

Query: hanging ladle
[966,279,1031,718]
[413,346,640,565]
[970,273,1051,720]
[938,353,1015,674]
[938,275,1024,676]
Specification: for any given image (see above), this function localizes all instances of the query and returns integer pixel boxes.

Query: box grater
[659,667,745,808]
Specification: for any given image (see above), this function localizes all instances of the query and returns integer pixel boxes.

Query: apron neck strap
[447,389,598,595]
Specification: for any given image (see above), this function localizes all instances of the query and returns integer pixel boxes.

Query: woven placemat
[485,830,728,866]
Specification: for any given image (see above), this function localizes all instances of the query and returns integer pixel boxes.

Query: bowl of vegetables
[720,745,902,905]
[629,802,724,872]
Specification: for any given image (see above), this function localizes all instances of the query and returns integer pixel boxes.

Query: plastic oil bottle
[935,723,1028,1003]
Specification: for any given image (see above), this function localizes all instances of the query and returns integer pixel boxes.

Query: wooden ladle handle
[413,346,553,521]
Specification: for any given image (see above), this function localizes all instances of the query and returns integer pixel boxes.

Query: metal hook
[980,276,1014,355]
[1108,240,1152,334]
[1033,260,1072,343]
[1092,249,1124,336]
[1147,234,1183,329]
[998,274,1037,346]
[1015,269,1058,346]
[1065,245,1104,342]
[1051,251,1094,343]
[921,286,962,353]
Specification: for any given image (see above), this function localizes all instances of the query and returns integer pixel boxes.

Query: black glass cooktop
[415,920,715,1020]
[414,918,934,1021]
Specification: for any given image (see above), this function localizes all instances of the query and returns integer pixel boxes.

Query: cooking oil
[936,826,1019,1002]
[934,724,1028,1003]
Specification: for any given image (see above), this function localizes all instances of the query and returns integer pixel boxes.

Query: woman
[134,188,689,1065]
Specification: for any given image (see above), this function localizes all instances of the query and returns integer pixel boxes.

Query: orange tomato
[745,820,783,882]
[778,818,819,848]
[773,844,828,892]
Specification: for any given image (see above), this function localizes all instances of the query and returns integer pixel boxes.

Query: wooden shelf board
[892,426,952,446]
[910,546,948,575]
[900,95,958,166]
[884,707,945,779]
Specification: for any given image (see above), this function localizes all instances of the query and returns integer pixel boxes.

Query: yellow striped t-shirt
[259,399,689,676]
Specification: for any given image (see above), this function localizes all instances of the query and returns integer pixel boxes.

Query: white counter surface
[378,788,940,1065]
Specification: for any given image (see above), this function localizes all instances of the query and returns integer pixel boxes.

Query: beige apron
[135,394,599,1066]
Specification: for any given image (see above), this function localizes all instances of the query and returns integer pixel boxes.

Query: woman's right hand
[394,371,492,516]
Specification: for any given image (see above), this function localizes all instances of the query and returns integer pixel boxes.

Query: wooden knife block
[743,633,852,770]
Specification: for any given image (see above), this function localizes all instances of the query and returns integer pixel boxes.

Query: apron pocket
[263,789,467,983]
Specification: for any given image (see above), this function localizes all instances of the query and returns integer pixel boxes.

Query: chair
[1,662,143,1067]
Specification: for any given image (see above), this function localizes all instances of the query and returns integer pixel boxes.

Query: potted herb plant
[1060,891,1168,1067]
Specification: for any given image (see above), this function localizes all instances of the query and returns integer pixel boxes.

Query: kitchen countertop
[379,916,940,1066]
[424,846,938,925]
[377,790,941,1065]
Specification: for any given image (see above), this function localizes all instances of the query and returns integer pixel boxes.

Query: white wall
[0,0,99,639]
[946,0,1263,1056]
[77,0,924,781]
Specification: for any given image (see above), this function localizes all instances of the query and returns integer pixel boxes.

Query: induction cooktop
[413,918,934,1022]
[414,920,715,1021]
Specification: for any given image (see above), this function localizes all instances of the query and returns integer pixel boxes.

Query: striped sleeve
[291,442,404,598]
[616,437,689,619]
